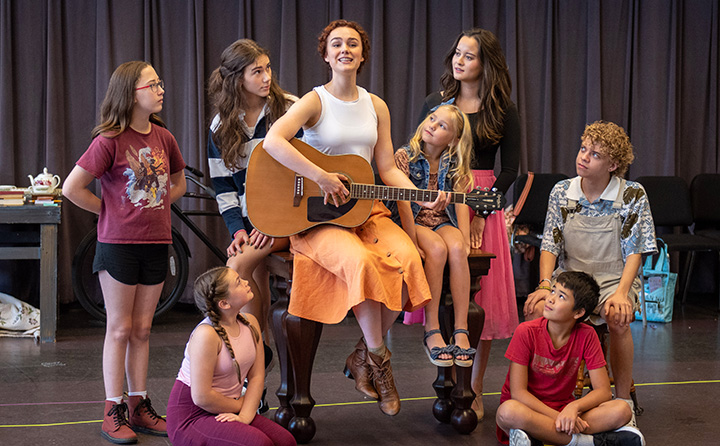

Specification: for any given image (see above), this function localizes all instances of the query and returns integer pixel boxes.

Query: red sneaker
[127,395,167,436]
[101,400,138,444]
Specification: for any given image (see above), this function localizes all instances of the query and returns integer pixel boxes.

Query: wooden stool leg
[284,314,323,444]
[432,295,456,423]
[270,288,294,427]
[449,302,484,434]
[431,365,455,423]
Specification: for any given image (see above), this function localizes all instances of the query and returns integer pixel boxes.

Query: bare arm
[555,367,612,435]
[523,250,558,318]
[234,315,264,424]
[263,91,348,206]
[63,165,101,215]
[168,170,186,204]
[397,201,420,252]
[456,203,471,256]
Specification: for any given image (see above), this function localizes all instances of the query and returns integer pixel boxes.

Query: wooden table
[0,204,61,343]
[267,248,495,443]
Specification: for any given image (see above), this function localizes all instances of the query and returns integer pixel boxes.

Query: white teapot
[28,167,61,193]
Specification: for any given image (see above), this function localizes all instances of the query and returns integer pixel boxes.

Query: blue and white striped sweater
[207,97,300,238]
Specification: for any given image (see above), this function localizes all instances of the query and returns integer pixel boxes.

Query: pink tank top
[176,316,257,398]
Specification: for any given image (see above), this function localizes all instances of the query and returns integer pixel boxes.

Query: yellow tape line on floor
[2,379,719,428]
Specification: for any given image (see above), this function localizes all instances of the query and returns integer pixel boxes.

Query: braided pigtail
[193,266,243,383]
[236,313,260,344]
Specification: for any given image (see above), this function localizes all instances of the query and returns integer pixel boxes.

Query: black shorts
[93,242,169,286]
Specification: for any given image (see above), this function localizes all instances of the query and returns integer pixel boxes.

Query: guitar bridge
[293,174,303,207]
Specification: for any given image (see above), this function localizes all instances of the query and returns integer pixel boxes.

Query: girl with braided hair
[166,266,296,446]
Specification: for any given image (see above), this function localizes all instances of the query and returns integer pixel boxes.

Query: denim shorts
[93,242,169,286]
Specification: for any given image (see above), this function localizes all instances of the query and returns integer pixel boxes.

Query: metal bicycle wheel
[71,227,190,321]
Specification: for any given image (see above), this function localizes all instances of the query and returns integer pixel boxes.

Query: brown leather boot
[343,337,379,399]
[127,395,167,436]
[368,349,401,416]
[101,400,138,444]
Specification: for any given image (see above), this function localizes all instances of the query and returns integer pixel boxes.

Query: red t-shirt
[500,318,605,408]
[77,124,185,244]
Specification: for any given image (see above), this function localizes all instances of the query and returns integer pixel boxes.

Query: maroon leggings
[167,380,296,446]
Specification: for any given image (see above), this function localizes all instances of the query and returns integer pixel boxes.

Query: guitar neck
[350,183,464,204]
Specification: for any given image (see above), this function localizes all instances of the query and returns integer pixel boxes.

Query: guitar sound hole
[307,197,358,222]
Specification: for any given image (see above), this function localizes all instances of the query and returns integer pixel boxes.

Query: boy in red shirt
[496,272,644,446]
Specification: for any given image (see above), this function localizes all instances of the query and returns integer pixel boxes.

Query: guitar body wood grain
[246,139,375,237]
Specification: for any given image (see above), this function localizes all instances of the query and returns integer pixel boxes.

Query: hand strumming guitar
[318,171,350,207]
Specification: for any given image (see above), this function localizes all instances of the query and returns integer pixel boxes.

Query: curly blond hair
[581,121,634,178]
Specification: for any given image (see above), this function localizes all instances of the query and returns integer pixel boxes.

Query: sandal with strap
[423,329,454,367]
[452,329,476,367]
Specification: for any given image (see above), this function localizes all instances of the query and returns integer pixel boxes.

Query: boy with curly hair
[523,121,656,436]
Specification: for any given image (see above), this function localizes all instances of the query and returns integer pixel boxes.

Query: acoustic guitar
[246,138,506,237]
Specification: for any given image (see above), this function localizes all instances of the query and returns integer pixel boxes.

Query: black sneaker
[593,426,645,446]
[264,343,275,374]
[257,387,269,414]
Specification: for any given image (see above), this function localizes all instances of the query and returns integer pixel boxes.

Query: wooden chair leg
[284,314,323,444]
[270,290,294,428]
[449,303,484,434]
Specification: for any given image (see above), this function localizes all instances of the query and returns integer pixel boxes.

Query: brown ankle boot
[343,337,379,399]
[101,400,138,444]
[368,349,401,416]
[127,395,167,436]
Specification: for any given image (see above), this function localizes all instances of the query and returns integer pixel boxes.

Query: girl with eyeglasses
[64,61,186,444]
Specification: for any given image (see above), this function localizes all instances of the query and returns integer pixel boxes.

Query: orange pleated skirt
[288,201,431,324]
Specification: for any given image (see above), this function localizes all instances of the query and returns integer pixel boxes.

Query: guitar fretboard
[350,183,464,203]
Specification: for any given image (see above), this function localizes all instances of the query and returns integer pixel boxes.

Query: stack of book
[0,189,26,206]
[29,189,61,206]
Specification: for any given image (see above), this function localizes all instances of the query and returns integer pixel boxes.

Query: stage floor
[1,295,718,445]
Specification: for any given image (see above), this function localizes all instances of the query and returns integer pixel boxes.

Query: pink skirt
[471,170,518,340]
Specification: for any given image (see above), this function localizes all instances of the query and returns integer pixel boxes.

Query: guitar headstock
[465,187,506,215]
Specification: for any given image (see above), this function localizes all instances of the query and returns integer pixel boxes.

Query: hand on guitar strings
[419,190,451,212]
[318,171,350,207]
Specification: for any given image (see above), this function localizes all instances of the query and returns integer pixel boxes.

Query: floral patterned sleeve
[394,148,410,177]
[620,182,658,258]
[540,181,568,257]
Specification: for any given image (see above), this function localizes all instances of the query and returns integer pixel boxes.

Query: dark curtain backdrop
[0,0,718,305]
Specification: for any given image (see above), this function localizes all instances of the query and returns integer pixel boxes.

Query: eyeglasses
[135,80,165,93]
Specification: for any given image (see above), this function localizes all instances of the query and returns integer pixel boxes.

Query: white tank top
[302,85,378,164]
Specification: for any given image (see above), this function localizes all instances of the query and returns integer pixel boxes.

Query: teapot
[28,167,61,193]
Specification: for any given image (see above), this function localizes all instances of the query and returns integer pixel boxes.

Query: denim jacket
[387,146,459,228]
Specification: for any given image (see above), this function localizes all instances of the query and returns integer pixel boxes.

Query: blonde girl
[389,104,476,367]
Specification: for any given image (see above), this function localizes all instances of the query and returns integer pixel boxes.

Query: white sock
[106,396,123,404]
[568,433,594,446]
[617,397,634,410]
[127,390,147,399]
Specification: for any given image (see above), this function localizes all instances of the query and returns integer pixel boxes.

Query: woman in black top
[417,28,520,421]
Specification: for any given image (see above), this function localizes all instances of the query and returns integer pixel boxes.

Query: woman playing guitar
[263,19,449,417]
